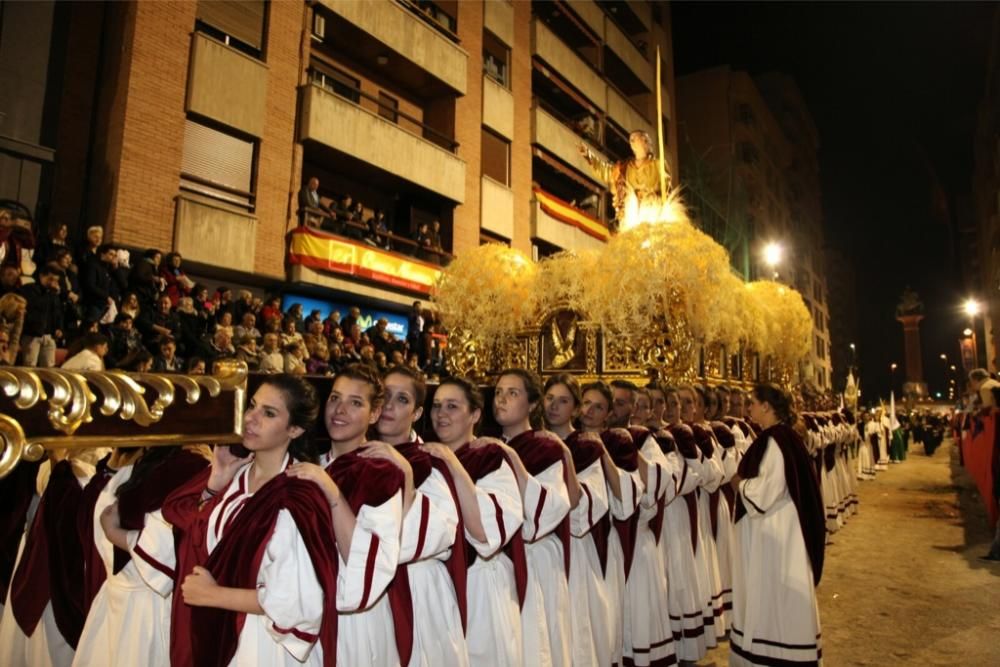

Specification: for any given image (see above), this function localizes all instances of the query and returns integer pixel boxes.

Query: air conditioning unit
[312,12,326,42]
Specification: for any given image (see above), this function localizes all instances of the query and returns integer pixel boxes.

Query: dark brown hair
[752,383,797,426]
[383,364,427,406]
[543,373,583,407]
[333,363,386,408]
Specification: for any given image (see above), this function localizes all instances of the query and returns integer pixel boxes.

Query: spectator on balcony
[286,302,305,333]
[298,177,333,226]
[82,243,117,324]
[280,317,304,349]
[175,295,210,359]
[0,201,37,282]
[303,319,326,351]
[259,333,284,373]
[234,289,255,323]
[62,332,109,371]
[283,341,306,375]
[234,334,261,372]
[129,248,163,310]
[186,356,207,375]
[117,347,154,373]
[358,342,377,369]
[305,339,331,375]
[107,313,143,369]
[213,285,236,320]
[260,295,282,324]
[234,311,261,343]
[365,317,390,353]
[406,352,421,373]
[153,337,184,373]
[53,248,82,328]
[328,342,346,372]
[340,305,361,338]
[414,222,434,262]
[323,310,341,338]
[161,252,194,305]
[77,225,104,270]
[261,314,282,337]
[119,291,141,322]
[343,323,363,359]
[192,283,212,315]
[21,264,63,368]
[209,328,235,360]
[146,294,180,347]
[429,220,443,254]
[1,265,21,296]
[0,293,26,365]
[406,300,424,350]
[215,310,235,340]
[35,223,72,267]
[305,308,323,329]
[365,209,392,250]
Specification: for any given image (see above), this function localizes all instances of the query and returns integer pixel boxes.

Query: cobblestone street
[701,438,1000,666]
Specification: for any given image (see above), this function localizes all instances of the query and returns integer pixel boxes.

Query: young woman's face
[664,391,681,424]
[493,374,534,428]
[431,384,480,447]
[325,377,381,442]
[543,383,577,430]
[747,395,767,425]
[378,373,423,441]
[632,393,651,424]
[678,389,697,423]
[243,384,303,453]
[580,389,610,431]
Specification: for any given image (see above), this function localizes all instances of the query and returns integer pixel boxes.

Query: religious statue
[578,130,672,230]
[895,286,924,317]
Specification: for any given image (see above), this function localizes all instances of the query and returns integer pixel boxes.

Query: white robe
[520,460,572,667]
[730,438,822,666]
[606,462,644,667]
[566,458,611,667]
[464,461,525,667]
[399,468,469,667]
[688,451,725,644]
[73,464,172,667]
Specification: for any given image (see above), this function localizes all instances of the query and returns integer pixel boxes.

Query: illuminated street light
[762,242,784,268]
[940,353,947,361]
[963,298,981,317]
[963,328,973,336]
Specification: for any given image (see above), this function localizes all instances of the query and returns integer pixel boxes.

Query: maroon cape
[387,442,467,664]
[454,441,529,608]
[690,422,723,538]
[628,425,666,548]
[711,422,738,525]
[667,424,701,553]
[506,430,572,577]
[565,431,609,573]
[0,458,41,606]
[10,460,86,648]
[162,466,340,667]
[77,454,117,618]
[600,429,640,579]
[735,423,826,585]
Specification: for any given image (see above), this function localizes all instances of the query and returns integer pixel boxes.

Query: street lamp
[762,241,784,279]
[962,298,983,368]
[963,298,981,317]
[890,362,898,391]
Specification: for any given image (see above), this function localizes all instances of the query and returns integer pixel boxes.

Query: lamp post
[762,241,784,280]
[963,299,983,368]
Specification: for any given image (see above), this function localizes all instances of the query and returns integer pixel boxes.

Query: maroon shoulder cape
[600,429,640,579]
[690,422,722,537]
[735,423,826,585]
[565,431,609,572]
[77,454,117,618]
[711,422,738,524]
[506,430,572,578]
[0,458,41,606]
[388,442,467,663]
[114,449,209,574]
[627,425,668,549]
[667,424,701,553]
[10,460,87,648]
[162,466,339,667]
[648,429,681,543]
[454,441,529,608]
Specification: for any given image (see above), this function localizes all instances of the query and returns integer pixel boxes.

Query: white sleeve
[521,460,571,542]
[258,510,325,661]
[399,470,459,564]
[638,435,672,512]
[739,439,788,516]
[608,466,643,520]
[720,445,738,483]
[336,490,403,612]
[131,509,176,597]
[466,461,524,558]
[569,460,610,537]
[698,450,725,492]
[678,456,703,496]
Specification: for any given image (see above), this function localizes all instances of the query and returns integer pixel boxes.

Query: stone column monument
[896,287,929,399]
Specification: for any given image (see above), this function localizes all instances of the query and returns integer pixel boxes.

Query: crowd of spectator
[0,201,449,378]
[298,177,447,264]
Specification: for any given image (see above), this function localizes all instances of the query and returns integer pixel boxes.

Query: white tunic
[714,442,738,622]
[464,460,525,667]
[399,468,469,667]
[606,463,644,667]
[730,438,822,666]
[566,458,611,667]
[519,459,572,667]
[687,450,725,645]
[0,461,95,667]
[73,464,172,667]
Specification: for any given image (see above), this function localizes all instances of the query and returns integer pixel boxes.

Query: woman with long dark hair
[729,384,825,666]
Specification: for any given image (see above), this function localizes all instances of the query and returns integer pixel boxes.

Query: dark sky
[670,1,996,402]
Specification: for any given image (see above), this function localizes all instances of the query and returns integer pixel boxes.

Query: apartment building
[2,0,678,315]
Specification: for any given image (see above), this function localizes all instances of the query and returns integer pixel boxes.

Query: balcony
[186,32,268,137]
[532,189,607,251]
[602,14,652,88]
[316,0,468,96]
[531,17,606,110]
[300,84,466,203]
[483,75,514,140]
[532,105,608,186]
[174,194,257,273]
[606,85,652,139]
[481,176,514,239]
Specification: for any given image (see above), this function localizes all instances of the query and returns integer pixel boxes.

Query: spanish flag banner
[533,187,610,242]
[288,227,441,295]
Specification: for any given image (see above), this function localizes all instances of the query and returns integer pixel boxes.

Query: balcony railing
[298,206,454,265]
[395,0,460,43]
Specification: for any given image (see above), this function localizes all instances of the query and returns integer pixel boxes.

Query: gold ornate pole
[656,45,667,204]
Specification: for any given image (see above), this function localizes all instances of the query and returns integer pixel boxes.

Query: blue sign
[281,294,410,338]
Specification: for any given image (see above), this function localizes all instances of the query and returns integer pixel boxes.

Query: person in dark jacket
[18,263,65,367]
[82,244,117,324]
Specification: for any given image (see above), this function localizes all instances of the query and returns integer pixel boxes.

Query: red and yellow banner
[533,187,610,242]
[960,410,999,527]
[288,227,441,295]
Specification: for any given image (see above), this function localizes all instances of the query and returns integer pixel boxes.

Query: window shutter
[181,119,253,194]
[197,0,266,51]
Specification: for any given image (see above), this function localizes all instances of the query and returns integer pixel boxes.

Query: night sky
[671,1,996,403]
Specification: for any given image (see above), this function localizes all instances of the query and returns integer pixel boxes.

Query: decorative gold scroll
[0,361,247,479]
